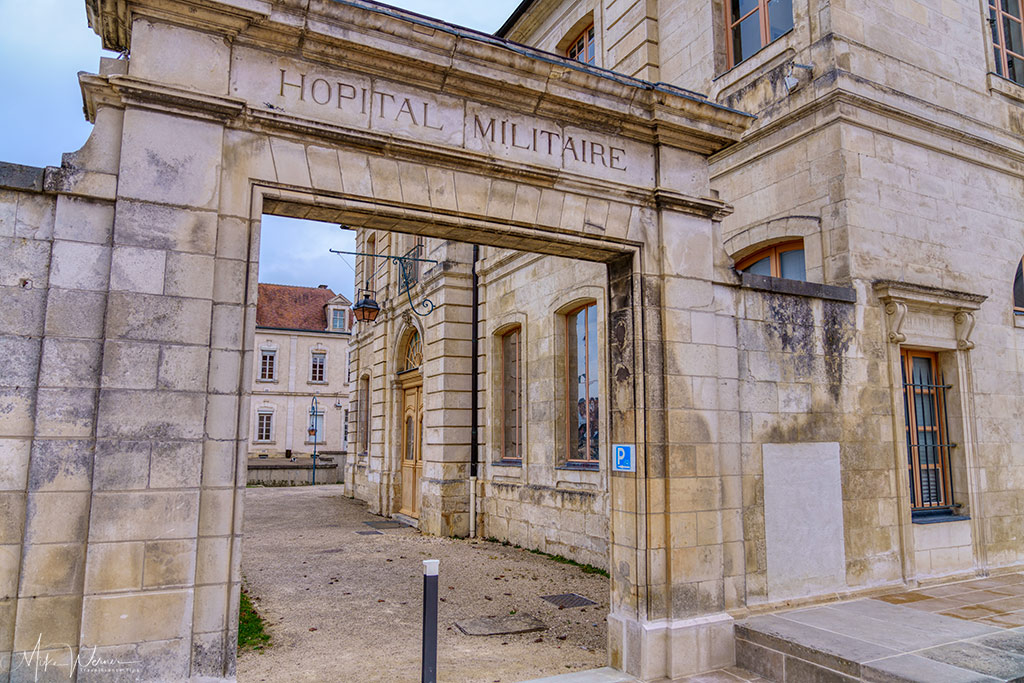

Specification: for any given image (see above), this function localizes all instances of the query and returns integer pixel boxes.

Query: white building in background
[248,283,353,459]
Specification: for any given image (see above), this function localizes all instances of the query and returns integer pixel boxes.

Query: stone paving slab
[736,577,1024,682]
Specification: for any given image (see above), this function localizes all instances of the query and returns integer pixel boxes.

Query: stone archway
[1,0,751,680]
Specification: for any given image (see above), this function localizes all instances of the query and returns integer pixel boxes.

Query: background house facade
[249,283,352,460]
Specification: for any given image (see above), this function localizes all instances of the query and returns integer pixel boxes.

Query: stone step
[735,599,1024,683]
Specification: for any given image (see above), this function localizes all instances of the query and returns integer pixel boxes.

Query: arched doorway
[397,328,424,519]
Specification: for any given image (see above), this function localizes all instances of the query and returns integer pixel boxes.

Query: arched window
[500,326,523,462]
[736,239,806,281]
[566,302,599,463]
[567,24,595,64]
[402,330,422,372]
[1015,258,1024,313]
[358,375,370,453]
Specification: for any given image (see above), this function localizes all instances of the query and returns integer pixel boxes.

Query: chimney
[318,284,328,289]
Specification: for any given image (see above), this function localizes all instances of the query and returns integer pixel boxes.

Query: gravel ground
[238,485,609,683]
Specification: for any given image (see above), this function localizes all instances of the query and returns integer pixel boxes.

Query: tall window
[990,0,1024,85]
[567,25,596,64]
[736,240,805,281]
[501,327,523,462]
[901,350,954,511]
[358,376,371,453]
[566,303,600,463]
[256,411,273,442]
[365,234,377,293]
[1015,258,1024,313]
[726,0,794,68]
[332,309,346,331]
[259,350,276,381]
[310,352,326,382]
[343,409,350,449]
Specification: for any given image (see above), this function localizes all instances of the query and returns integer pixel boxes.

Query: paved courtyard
[238,485,609,682]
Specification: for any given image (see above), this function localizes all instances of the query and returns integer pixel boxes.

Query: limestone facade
[248,284,352,459]
[0,0,756,679]
[495,0,1024,676]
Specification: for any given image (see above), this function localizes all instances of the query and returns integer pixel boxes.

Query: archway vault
[3,0,752,681]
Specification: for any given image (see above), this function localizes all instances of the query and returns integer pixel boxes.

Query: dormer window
[736,240,806,281]
[332,308,347,331]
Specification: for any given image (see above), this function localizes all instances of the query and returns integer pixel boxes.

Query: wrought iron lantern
[352,289,381,323]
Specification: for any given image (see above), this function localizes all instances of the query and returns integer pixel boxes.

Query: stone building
[249,283,352,460]
[0,0,1023,680]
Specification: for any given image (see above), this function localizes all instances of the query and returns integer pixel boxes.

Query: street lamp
[330,245,438,320]
[352,289,381,323]
[308,396,319,485]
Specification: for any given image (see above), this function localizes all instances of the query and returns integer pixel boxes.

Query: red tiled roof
[256,283,334,331]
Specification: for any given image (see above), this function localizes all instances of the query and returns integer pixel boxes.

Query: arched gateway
[1,0,750,680]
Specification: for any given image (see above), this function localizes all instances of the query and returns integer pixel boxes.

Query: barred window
[501,327,523,462]
[566,303,600,463]
[259,350,276,381]
[311,352,326,382]
[726,0,794,68]
[990,0,1024,85]
[256,411,273,442]
[901,350,955,511]
[567,25,595,64]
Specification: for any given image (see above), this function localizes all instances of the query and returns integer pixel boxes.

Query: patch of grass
[483,537,610,578]
[238,588,271,651]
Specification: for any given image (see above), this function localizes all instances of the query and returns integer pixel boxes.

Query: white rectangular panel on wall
[763,442,846,601]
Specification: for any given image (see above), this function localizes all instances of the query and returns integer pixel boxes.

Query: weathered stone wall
[477,251,610,570]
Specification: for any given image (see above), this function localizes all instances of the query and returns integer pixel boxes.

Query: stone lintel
[89,0,751,155]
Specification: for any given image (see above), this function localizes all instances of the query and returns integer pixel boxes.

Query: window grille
[901,350,956,511]
[399,241,424,293]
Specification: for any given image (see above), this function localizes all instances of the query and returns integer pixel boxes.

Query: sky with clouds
[0,0,521,300]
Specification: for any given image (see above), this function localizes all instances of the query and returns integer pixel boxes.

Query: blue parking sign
[612,444,635,472]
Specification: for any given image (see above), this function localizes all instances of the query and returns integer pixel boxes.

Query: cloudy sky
[0,0,521,300]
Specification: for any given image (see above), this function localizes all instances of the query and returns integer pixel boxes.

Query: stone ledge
[0,162,46,192]
[740,272,856,303]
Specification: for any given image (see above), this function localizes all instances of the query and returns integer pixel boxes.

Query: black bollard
[422,559,439,683]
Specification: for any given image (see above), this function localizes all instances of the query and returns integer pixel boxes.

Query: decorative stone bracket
[874,281,986,349]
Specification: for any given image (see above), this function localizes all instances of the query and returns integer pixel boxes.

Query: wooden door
[399,382,423,518]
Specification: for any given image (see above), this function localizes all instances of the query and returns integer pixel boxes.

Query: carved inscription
[230,49,654,181]
[471,115,627,172]
[280,70,446,133]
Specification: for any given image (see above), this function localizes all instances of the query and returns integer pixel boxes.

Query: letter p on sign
[612,444,635,472]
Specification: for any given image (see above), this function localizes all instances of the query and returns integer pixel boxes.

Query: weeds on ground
[238,587,271,652]
[484,537,610,578]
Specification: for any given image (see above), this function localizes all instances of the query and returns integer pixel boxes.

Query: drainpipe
[469,244,480,538]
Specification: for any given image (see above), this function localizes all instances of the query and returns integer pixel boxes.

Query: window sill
[988,72,1024,107]
[307,381,328,385]
[491,460,523,467]
[713,31,795,94]
[739,271,857,303]
[912,509,970,525]
[556,462,600,472]
[1014,312,1024,329]
[256,379,278,384]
